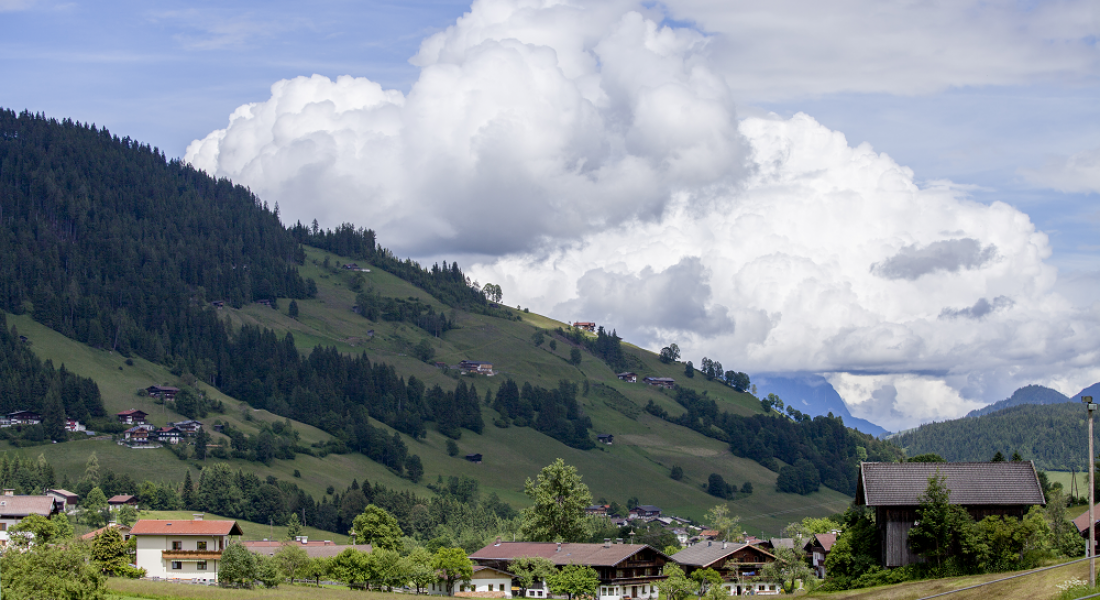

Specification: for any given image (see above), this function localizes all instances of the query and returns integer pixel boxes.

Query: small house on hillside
[459,361,493,375]
[170,420,203,435]
[642,377,675,389]
[108,495,138,510]
[616,372,637,383]
[145,386,179,401]
[586,504,609,516]
[630,505,662,518]
[46,489,80,512]
[118,409,149,425]
[0,493,60,546]
[465,453,483,464]
[154,426,183,445]
[855,461,1046,568]
[131,515,243,581]
[597,434,614,445]
[7,410,42,426]
[573,322,597,332]
[124,424,155,446]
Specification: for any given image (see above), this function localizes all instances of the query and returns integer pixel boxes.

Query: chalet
[630,505,662,519]
[82,523,132,541]
[46,489,80,512]
[211,301,225,308]
[257,299,272,307]
[616,372,637,383]
[244,538,372,559]
[7,410,42,426]
[108,494,139,510]
[597,434,614,445]
[671,541,781,596]
[124,424,155,446]
[573,322,597,332]
[169,420,203,435]
[459,361,494,374]
[18,335,28,343]
[65,418,85,432]
[131,515,244,581]
[855,461,1046,568]
[470,540,670,600]
[0,493,60,546]
[642,377,675,389]
[586,504,610,516]
[146,386,179,401]
[155,426,184,445]
[342,263,360,270]
[466,453,484,464]
[118,408,149,424]
[803,533,837,578]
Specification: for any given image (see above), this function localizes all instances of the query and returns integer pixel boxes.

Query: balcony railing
[162,550,222,560]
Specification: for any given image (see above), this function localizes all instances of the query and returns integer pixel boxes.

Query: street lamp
[1085,395,1096,588]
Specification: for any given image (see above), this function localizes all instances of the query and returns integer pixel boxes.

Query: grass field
[3,245,856,536]
[807,558,1093,600]
[108,578,403,600]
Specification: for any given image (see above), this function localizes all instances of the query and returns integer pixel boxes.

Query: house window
[197,541,207,551]
[171,541,182,550]
[197,561,207,570]
[171,561,182,570]
[0,523,6,531]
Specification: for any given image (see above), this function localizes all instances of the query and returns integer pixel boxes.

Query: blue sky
[4,0,1100,428]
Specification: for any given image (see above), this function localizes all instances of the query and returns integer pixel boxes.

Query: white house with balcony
[131,515,243,581]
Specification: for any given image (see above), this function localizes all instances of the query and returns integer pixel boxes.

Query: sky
[3,0,1100,431]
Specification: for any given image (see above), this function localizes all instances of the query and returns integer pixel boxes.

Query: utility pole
[1086,395,1096,587]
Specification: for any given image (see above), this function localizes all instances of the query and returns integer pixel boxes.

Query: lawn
[108,578,401,600]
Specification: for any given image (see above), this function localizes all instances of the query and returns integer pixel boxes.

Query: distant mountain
[1071,383,1100,402]
[753,373,888,436]
[965,384,1070,418]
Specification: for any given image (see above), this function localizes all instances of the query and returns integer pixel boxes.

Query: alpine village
[0,111,1096,600]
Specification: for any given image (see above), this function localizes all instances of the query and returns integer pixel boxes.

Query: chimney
[707,541,712,547]
[604,538,611,548]
[2,489,13,496]
[616,538,623,545]
[495,536,502,546]
[192,513,204,521]
[556,543,562,552]
[723,542,727,549]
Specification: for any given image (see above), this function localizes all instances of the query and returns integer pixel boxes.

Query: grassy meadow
[3,245,855,536]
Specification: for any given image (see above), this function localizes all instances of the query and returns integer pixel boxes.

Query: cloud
[871,239,996,281]
[186,0,1100,429]
[0,0,36,11]
[939,296,1013,320]
[1022,147,1100,195]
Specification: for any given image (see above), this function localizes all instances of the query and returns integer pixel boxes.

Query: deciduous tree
[520,459,592,542]
[548,563,599,600]
[351,504,403,550]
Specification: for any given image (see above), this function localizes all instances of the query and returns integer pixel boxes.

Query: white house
[0,493,59,546]
[455,565,516,598]
[131,515,243,581]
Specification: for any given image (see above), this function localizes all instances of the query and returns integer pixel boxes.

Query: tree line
[491,379,595,450]
[646,387,902,495]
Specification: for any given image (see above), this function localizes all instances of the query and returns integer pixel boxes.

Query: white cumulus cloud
[186,0,1100,430]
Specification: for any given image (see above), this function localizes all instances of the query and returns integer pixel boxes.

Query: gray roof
[0,495,56,518]
[671,542,751,568]
[856,461,1046,507]
[767,538,794,550]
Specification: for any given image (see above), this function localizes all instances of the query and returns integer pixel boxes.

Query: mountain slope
[965,384,1070,418]
[753,372,888,436]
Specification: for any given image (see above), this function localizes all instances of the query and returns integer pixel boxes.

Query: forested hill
[891,402,1096,470]
[965,384,1069,418]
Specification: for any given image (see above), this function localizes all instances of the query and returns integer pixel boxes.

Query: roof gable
[856,462,1045,507]
[130,519,244,536]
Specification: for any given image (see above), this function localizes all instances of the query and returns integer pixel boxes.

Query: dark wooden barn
[855,461,1046,567]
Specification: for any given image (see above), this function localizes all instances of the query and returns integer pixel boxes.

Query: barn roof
[470,542,666,567]
[855,461,1046,507]
[671,542,774,568]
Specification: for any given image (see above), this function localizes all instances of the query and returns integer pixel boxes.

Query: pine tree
[182,470,196,510]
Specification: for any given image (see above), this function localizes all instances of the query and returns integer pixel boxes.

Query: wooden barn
[855,461,1046,567]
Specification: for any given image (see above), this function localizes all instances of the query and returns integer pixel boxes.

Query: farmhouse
[243,538,373,559]
[586,504,610,516]
[0,493,60,546]
[670,541,781,596]
[573,322,597,332]
[855,461,1046,567]
[642,377,675,389]
[470,540,670,600]
[7,410,42,426]
[154,426,184,444]
[131,515,244,581]
[124,424,156,446]
[630,505,662,519]
[109,494,139,510]
[46,489,80,512]
[459,360,494,374]
[117,408,149,424]
[145,386,179,401]
[803,533,837,578]
[454,565,517,598]
[65,418,85,432]
[597,434,614,445]
[616,372,637,383]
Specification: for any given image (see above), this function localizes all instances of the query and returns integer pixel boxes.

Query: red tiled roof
[81,523,132,540]
[130,519,243,536]
[470,542,665,567]
[814,533,837,552]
